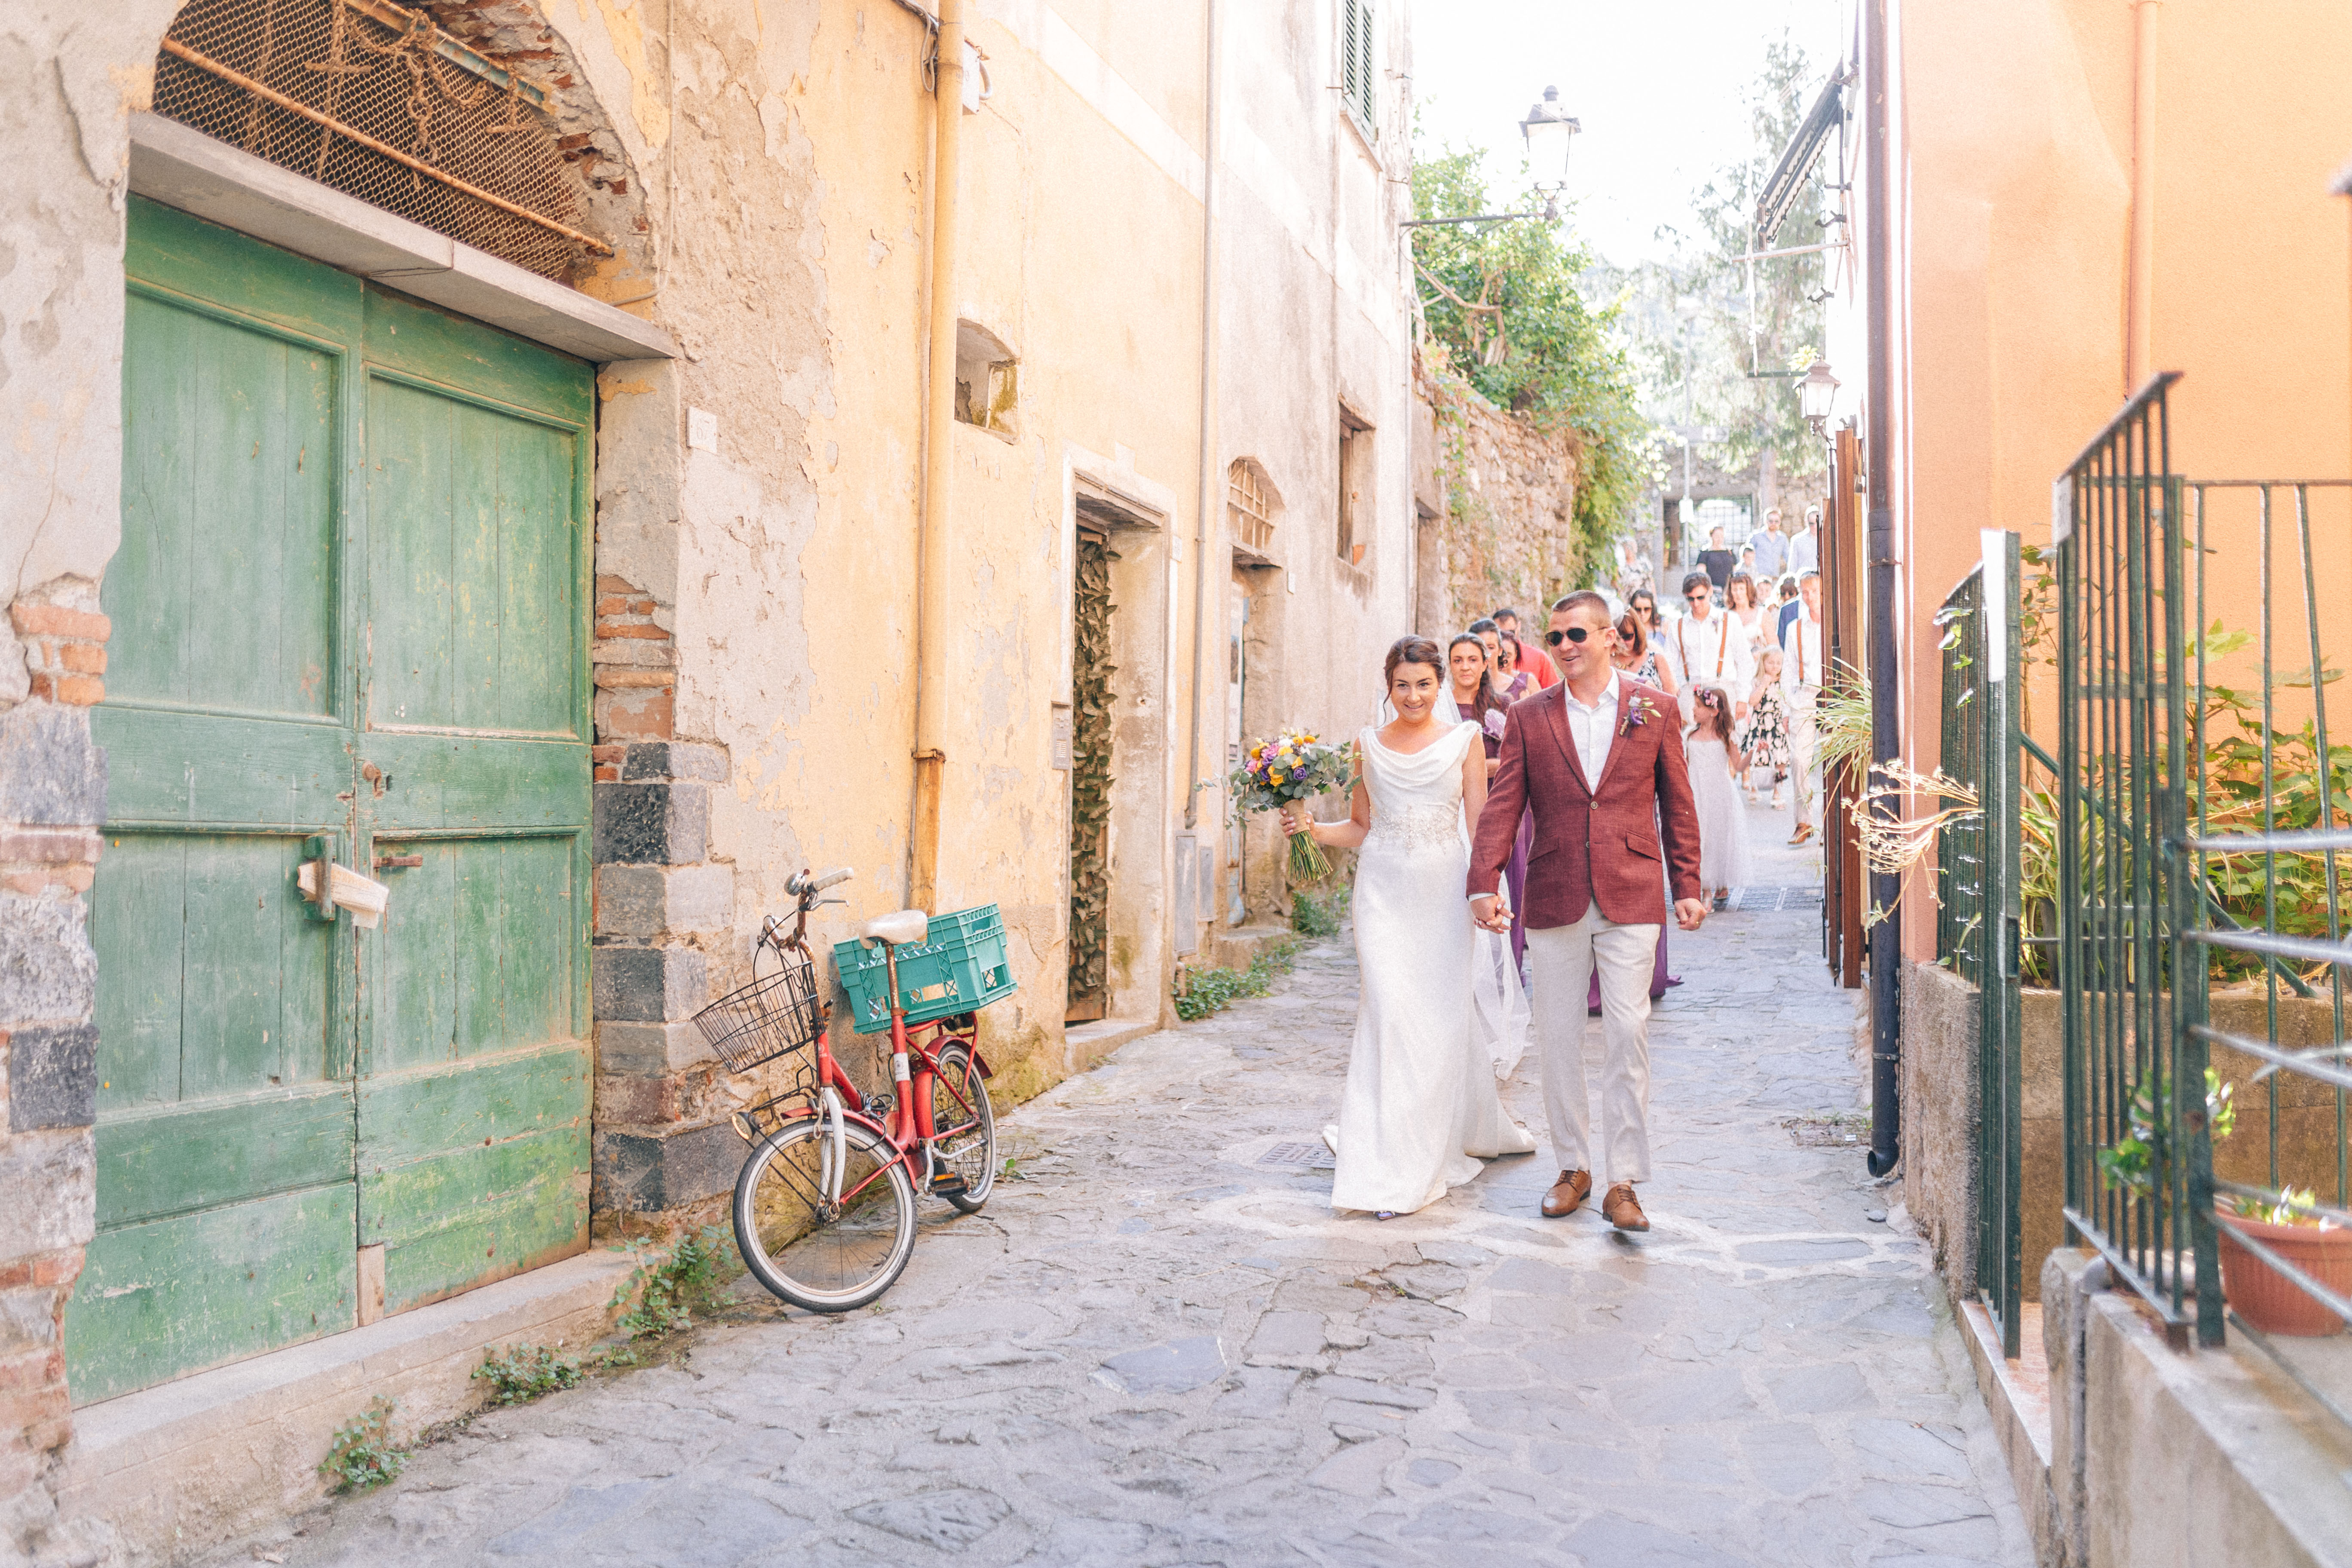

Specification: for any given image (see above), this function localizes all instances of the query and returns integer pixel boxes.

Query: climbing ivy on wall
[1067,534,1118,1009]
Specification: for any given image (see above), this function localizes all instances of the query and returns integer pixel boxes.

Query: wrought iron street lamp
[1798,359,1841,436]
[1400,85,1580,229]
[1519,86,1581,219]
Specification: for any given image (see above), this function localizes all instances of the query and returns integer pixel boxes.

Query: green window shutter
[1344,0,1377,136]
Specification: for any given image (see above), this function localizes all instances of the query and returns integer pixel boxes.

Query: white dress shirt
[1782,609,1825,696]
[1788,527,1820,579]
[1559,670,1622,787]
[1664,608,1756,695]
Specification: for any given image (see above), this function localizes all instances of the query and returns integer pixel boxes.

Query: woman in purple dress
[1470,618,1533,706]
[1453,629,1532,975]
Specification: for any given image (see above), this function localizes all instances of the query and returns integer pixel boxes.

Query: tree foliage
[1597,37,1837,508]
[1409,149,1644,582]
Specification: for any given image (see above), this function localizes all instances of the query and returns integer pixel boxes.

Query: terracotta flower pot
[2216,1211,2352,1336]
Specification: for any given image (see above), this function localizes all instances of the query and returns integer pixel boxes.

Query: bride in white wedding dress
[1282,637,1537,1217]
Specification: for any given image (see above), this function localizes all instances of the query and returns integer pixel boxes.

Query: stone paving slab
[214,802,2031,1568]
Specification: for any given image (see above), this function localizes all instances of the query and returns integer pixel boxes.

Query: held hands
[1673,897,1709,932]
[1471,894,1513,934]
[1278,807,1314,839]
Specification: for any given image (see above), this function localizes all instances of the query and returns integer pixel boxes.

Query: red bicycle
[693,867,999,1311]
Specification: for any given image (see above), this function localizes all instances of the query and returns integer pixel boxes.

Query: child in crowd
[1685,683,1754,909]
[1742,647,1791,807]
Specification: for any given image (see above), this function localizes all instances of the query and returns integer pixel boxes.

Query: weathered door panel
[72,203,361,1403]
[66,1185,358,1408]
[73,199,592,1403]
[355,289,593,1310]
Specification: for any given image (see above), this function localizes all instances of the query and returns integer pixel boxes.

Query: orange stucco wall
[1895,0,2352,961]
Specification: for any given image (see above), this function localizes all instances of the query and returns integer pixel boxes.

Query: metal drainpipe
[1863,0,1902,1178]
[2126,0,2161,389]
[1183,0,1224,839]
[911,0,966,914]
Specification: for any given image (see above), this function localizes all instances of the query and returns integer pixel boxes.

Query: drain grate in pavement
[1726,884,1825,912]
[1257,1140,1335,1171]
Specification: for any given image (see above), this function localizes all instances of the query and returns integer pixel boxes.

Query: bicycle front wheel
[927,1042,998,1214]
[733,1115,917,1312]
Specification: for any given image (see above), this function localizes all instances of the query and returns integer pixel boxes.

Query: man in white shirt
[1662,571,1756,722]
[1781,571,1826,845]
[1746,508,1789,582]
[1787,505,1822,579]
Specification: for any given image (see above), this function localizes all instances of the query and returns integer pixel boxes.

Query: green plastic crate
[833,903,1017,1030]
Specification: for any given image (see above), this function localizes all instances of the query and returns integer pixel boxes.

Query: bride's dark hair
[1446,632,1504,724]
[1384,636,1446,691]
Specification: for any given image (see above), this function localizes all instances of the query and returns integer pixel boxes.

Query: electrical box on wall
[1050,702,1073,770]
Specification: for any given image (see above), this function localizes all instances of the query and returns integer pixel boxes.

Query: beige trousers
[1526,907,1661,1185]
[1787,685,1821,828]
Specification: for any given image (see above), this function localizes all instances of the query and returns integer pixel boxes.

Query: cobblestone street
[224,812,2031,1568]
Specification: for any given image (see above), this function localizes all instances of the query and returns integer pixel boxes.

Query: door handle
[374,854,423,870]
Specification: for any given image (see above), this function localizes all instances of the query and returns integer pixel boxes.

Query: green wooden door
[70,199,591,1403]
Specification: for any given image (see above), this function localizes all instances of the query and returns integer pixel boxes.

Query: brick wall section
[593,574,675,745]
[0,582,107,1562]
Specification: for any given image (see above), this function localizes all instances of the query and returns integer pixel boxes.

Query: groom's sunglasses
[1544,627,1594,646]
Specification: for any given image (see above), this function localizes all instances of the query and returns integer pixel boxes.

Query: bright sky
[1407,0,1850,267]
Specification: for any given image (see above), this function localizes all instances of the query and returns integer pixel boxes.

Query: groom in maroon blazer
[1469,591,1706,1232]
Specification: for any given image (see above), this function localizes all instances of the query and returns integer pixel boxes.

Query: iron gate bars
[2181,475,2352,1412]
[2053,372,2220,1345]
[1935,536,2025,1359]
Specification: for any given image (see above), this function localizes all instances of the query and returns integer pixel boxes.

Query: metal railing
[1934,537,2026,1358]
[2052,376,2352,1396]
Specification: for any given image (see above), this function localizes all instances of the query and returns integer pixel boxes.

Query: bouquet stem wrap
[1228,728,1354,888]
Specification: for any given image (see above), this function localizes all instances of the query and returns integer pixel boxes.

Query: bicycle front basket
[692,949,825,1075]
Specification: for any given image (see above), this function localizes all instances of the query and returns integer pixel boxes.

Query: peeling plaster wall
[1,0,1427,1547]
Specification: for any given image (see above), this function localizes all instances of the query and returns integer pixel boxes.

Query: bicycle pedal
[927,1173,969,1197]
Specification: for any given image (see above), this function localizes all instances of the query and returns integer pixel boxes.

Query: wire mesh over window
[1227,461,1275,556]
[153,0,611,282]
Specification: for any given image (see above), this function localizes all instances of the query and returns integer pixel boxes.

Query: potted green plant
[2215,1186,2352,1337]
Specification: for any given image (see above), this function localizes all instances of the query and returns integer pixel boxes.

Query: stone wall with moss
[1418,361,1584,634]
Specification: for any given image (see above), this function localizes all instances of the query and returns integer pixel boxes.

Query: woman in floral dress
[1740,647,1792,807]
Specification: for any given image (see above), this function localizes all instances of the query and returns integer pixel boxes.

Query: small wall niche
[955,320,1019,439]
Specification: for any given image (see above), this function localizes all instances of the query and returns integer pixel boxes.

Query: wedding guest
[1661,571,1755,723]
[1696,527,1737,594]
[1742,647,1791,808]
[1451,633,1530,971]
[1725,570,1768,653]
[1788,504,1822,579]
[1782,571,1827,846]
[1468,619,1531,704]
[1775,576,1803,645]
[1686,684,1754,910]
[1617,602,1676,697]
[1492,606,1555,689]
[1747,507,1790,581]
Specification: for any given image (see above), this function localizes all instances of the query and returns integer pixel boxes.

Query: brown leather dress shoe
[1602,1182,1650,1231]
[1541,1170,1592,1218]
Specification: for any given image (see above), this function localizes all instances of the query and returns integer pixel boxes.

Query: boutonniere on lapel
[1618,693,1657,738]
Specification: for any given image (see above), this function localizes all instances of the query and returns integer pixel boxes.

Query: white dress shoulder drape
[1329,723,1535,1215]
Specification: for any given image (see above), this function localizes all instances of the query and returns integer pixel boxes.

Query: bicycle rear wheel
[926,1042,997,1214]
[732,1115,917,1312]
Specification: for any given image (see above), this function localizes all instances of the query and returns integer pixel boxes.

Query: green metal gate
[1936,533,2026,1357]
[70,198,593,1403]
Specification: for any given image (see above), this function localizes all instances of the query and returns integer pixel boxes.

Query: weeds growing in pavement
[1290,886,1351,937]
[611,1225,738,1338]
[1173,938,1303,1021]
[473,1344,586,1406]
[319,1397,406,1494]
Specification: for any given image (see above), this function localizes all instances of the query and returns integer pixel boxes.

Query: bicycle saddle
[861,909,931,947]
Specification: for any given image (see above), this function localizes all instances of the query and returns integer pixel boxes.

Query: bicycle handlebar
[807,866,853,894]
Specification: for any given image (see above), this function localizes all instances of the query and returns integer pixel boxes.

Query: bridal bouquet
[1228,727,1355,883]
